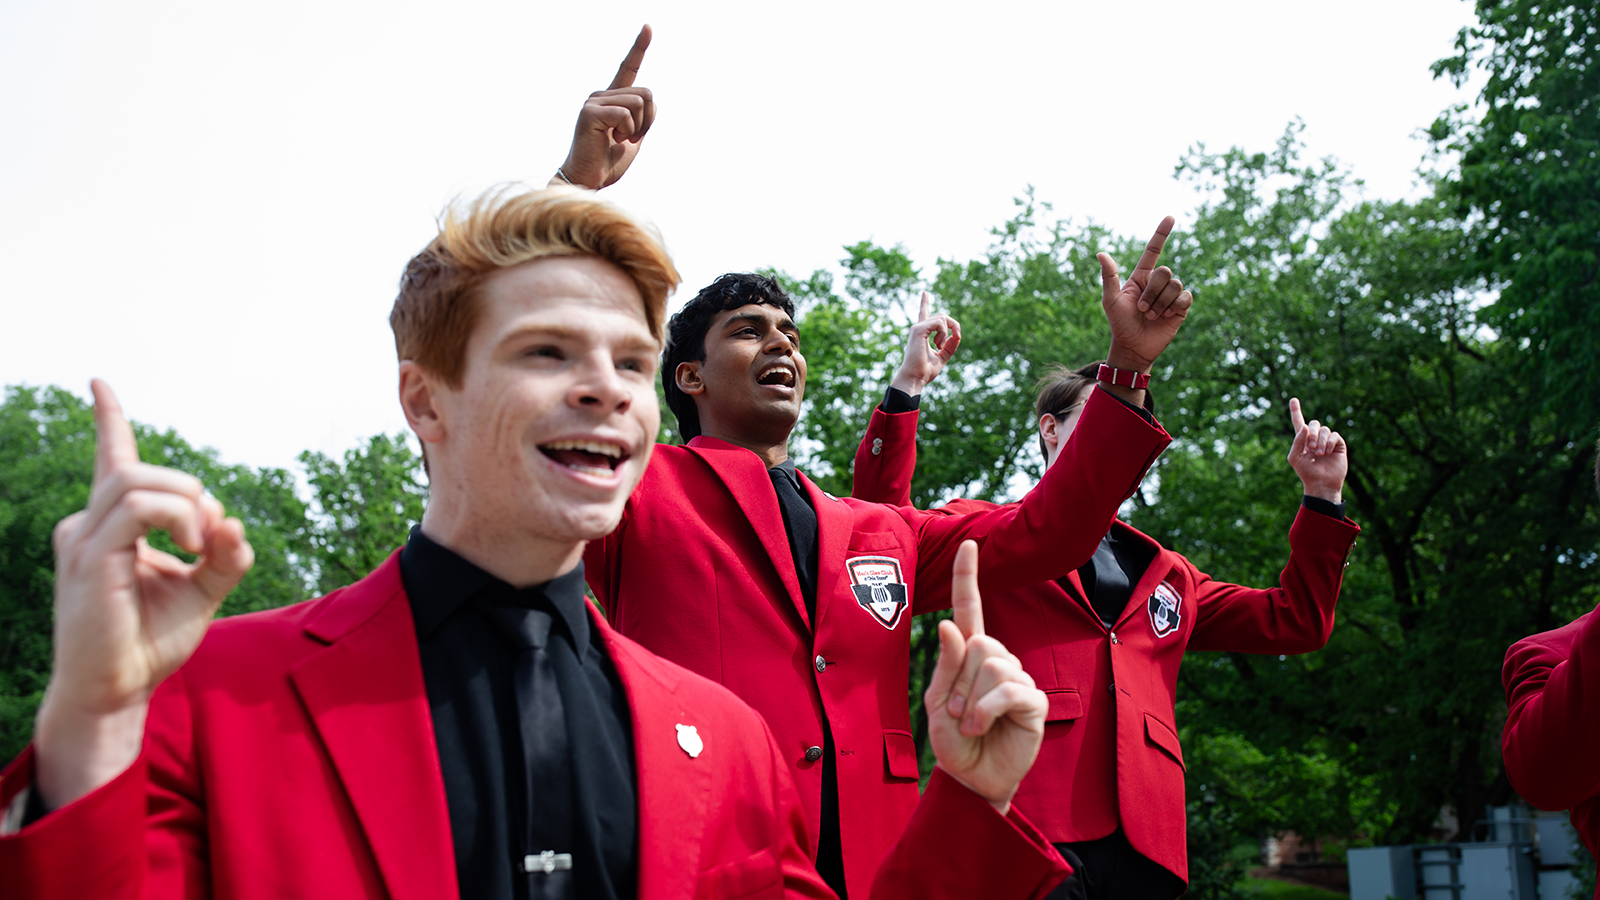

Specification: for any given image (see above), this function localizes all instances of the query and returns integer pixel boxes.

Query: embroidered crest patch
[847,556,909,630]
[1147,581,1183,638]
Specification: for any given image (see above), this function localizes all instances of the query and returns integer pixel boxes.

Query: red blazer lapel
[803,473,851,627]
[1056,568,1107,631]
[290,553,458,900]
[685,437,811,630]
[593,612,713,900]
[1111,525,1175,633]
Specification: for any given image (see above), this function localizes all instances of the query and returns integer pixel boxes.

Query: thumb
[1097,253,1121,299]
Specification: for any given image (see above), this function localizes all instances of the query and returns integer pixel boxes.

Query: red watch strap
[1096,364,1150,390]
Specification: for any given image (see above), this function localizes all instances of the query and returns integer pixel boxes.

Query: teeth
[759,364,795,385]
[566,462,614,478]
[543,439,623,459]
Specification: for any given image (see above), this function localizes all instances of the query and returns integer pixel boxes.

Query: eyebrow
[496,322,660,352]
[723,311,799,333]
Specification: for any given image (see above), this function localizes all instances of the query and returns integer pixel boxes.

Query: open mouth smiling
[537,439,630,479]
[756,363,797,389]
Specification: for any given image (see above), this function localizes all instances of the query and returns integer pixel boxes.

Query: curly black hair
[662,273,795,440]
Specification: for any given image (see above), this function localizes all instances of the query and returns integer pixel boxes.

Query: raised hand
[1286,397,1348,504]
[34,380,253,809]
[924,540,1048,814]
[1097,216,1194,373]
[890,291,962,396]
[554,26,657,190]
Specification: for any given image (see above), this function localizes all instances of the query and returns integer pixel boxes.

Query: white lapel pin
[676,723,703,759]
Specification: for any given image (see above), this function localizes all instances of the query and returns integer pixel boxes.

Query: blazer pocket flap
[883,729,920,780]
[698,846,782,900]
[1144,713,1185,770]
[1044,690,1084,722]
[848,532,903,553]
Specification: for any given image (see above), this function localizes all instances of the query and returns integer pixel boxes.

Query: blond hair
[390,185,679,387]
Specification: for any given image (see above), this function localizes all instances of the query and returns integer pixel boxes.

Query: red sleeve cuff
[872,767,1071,900]
[0,745,148,898]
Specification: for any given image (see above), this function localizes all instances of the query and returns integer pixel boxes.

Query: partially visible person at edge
[0,30,1073,900]
[852,319,1360,900]
[1501,436,1600,900]
[562,29,1190,900]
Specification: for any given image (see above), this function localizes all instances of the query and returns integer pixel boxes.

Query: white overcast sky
[1,0,1480,475]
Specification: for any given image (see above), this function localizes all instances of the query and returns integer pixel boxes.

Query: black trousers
[1047,829,1186,900]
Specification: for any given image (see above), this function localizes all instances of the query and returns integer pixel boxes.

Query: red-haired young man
[0,148,1069,900]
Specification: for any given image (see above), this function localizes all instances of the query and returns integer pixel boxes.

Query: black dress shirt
[401,529,637,900]
[766,460,848,899]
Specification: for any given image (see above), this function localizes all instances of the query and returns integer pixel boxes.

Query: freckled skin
[407,256,662,585]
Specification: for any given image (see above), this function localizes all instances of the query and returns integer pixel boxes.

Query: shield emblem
[847,556,909,630]
[1147,581,1183,638]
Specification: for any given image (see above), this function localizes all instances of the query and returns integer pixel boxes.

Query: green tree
[1430,0,1600,431]
[0,385,314,761]
[300,434,428,595]
[1141,127,1599,848]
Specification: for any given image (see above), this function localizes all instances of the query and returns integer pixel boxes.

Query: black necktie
[480,599,576,900]
[766,466,846,898]
[1082,533,1132,628]
[769,468,820,620]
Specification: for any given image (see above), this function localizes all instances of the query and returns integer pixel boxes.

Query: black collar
[400,527,593,652]
[769,457,801,485]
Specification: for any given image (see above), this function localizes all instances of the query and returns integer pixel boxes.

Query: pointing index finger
[90,379,140,484]
[951,540,984,638]
[1130,216,1176,281]
[918,290,931,323]
[1289,397,1306,434]
[608,25,652,90]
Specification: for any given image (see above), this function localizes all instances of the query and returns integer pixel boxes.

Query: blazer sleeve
[1186,507,1360,653]
[1501,606,1600,812]
[871,767,1070,900]
[851,406,919,507]
[0,668,208,899]
[907,388,1170,614]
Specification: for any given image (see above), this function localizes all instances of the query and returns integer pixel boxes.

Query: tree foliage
[1431,0,1600,430]
[299,434,427,595]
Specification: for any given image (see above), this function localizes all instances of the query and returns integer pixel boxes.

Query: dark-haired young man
[584,224,1190,896]
[1500,441,1600,900]
[852,350,1361,900]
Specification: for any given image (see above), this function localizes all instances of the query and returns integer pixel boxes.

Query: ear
[1039,413,1061,455]
[675,361,705,396]
[399,361,447,446]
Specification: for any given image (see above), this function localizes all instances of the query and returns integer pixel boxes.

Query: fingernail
[948,694,966,717]
[1138,301,1149,311]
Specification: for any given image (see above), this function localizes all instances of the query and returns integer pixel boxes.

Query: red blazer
[0,553,1070,900]
[852,405,1360,884]
[1502,606,1600,898]
[584,389,1169,897]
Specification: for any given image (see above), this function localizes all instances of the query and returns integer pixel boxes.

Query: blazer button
[805,746,824,762]
[1110,631,1120,645]
[815,655,827,673]
[871,438,884,456]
